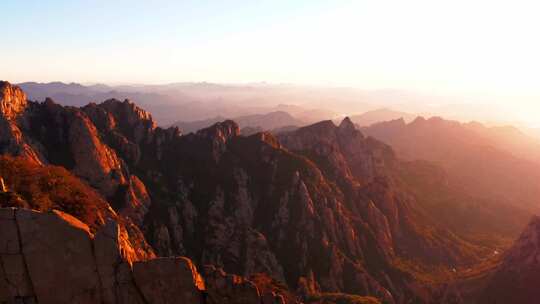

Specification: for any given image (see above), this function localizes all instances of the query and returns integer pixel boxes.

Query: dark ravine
[0,81,536,303]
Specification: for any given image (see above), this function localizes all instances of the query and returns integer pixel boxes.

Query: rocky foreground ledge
[0,207,284,304]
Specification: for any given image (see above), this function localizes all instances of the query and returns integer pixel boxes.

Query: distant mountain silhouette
[350,108,417,127]
[172,111,304,134]
[462,121,540,164]
[17,82,339,126]
[363,117,540,211]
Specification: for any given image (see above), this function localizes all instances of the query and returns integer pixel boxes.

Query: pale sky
[1,0,539,125]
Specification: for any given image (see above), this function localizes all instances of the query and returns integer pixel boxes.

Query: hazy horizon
[2,0,539,127]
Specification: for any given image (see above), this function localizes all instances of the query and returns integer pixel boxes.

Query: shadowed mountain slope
[363,117,540,211]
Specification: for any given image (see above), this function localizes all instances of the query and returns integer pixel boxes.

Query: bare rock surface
[0,83,152,226]
[133,257,204,304]
[0,81,42,163]
[204,265,261,304]
[0,207,278,304]
[16,208,102,304]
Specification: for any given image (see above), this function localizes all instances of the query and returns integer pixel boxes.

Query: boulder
[16,209,102,304]
[115,262,146,304]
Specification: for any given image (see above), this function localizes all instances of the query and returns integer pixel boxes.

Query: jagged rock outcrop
[277,118,395,184]
[196,120,241,162]
[133,257,204,304]
[82,99,157,166]
[0,82,27,121]
[68,110,127,197]
[0,81,41,163]
[95,99,157,144]
[0,83,151,226]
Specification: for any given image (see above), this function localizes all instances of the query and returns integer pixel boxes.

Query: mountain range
[0,80,539,303]
[20,81,530,130]
[16,82,340,126]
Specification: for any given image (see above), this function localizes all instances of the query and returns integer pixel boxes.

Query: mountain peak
[339,116,355,131]
[100,98,154,123]
[0,81,27,120]
[197,120,240,142]
[410,116,427,125]
[95,98,157,140]
[338,116,364,139]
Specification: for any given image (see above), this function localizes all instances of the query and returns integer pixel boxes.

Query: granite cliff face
[0,81,521,303]
[278,117,395,183]
[0,82,27,121]
[277,118,481,266]
[0,92,153,227]
[0,81,42,164]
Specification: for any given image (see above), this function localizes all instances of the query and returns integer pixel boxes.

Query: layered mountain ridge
[363,117,540,212]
